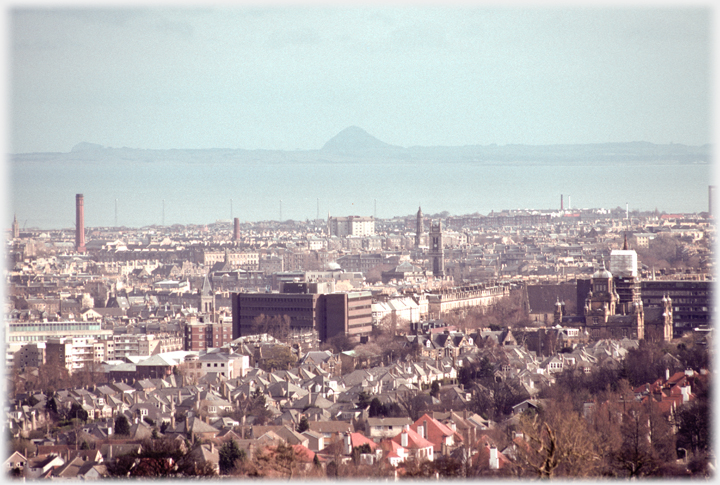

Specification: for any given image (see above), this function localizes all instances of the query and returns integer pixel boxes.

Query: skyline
[10,6,712,154]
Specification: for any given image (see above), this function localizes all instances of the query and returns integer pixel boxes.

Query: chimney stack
[489,446,499,469]
[76,194,86,253]
[344,433,352,455]
[401,425,409,448]
[234,218,240,241]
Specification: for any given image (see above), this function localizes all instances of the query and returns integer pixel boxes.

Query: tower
[12,215,19,239]
[610,237,641,315]
[709,185,715,217]
[415,206,423,248]
[75,194,86,253]
[429,220,444,277]
[200,272,214,318]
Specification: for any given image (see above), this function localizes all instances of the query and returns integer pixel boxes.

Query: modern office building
[641,280,713,337]
[231,285,373,342]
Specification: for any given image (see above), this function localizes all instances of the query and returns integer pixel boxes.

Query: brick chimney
[75,194,86,253]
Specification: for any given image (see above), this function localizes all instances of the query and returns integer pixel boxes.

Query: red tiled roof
[391,427,434,450]
[471,444,511,469]
[349,432,378,451]
[380,439,404,459]
[412,413,463,452]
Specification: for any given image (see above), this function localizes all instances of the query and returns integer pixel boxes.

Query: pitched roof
[412,413,463,451]
[391,426,434,450]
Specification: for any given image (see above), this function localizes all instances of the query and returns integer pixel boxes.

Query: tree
[297,416,309,433]
[675,398,710,455]
[236,442,301,478]
[219,439,246,475]
[515,398,600,478]
[106,437,216,477]
[321,334,356,354]
[252,314,291,341]
[356,391,372,409]
[612,409,658,478]
[115,415,131,436]
[260,345,297,371]
[69,403,88,422]
[430,380,441,398]
[248,388,272,426]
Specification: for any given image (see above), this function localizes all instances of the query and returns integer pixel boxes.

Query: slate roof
[526,283,577,314]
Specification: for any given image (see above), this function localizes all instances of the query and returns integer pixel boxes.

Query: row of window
[10,323,102,332]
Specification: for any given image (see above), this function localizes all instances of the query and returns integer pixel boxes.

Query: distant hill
[70,142,105,152]
[12,128,711,165]
[321,126,404,156]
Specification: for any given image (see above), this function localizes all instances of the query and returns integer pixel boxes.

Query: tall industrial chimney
[75,194,86,253]
[709,185,715,217]
[560,194,563,211]
[233,217,240,241]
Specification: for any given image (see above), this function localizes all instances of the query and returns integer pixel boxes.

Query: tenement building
[427,283,510,318]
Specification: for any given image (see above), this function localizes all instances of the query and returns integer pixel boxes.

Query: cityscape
[3,190,713,478]
[5,6,713,481]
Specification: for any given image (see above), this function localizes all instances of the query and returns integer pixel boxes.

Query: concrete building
[327,215,375,237]
[641,280,713,337]
[6,321,113,368]
[231,288,373,342]
[45,336,114,373]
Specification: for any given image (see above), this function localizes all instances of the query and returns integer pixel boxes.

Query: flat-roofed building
[6,321,113,369]
[641,280,713,337]
[45,336,114,373]
[328,216,375,237]
[231,289,373,342]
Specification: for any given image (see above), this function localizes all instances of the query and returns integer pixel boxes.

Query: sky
[8,5,713,153]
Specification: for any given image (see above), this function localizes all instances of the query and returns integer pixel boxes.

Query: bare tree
[515,399,599,478]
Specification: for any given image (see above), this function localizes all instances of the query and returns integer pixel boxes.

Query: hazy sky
[9,6,712,153]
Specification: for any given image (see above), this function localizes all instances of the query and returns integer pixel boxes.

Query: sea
[6,159,713,230]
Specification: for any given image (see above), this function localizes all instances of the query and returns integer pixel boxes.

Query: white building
[328,216,375,237]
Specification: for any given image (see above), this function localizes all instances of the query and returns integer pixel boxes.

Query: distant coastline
[10,141,711,166]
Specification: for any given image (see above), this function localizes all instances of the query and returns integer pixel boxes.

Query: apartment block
[184,321,233,351]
